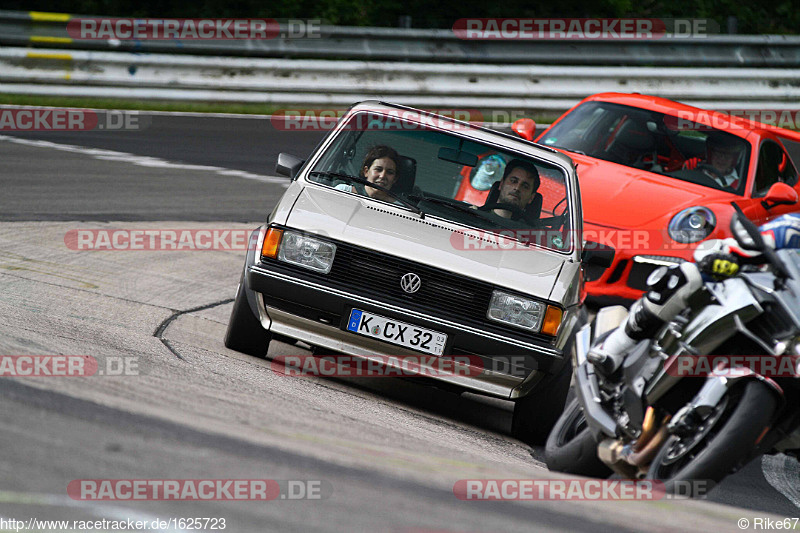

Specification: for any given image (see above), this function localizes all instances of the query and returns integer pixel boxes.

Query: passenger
[480,159,540,219]
[335,145,400,203]
[684,132,745,189]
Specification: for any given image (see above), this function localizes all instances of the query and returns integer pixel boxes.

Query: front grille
[263,233,556,343]
[330,242,496,324]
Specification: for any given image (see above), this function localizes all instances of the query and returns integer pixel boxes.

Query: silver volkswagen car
[225,102,611,443]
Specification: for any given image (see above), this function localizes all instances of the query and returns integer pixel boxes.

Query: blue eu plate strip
[347,309,362,332]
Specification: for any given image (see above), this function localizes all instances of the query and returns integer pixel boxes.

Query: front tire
[224,273,272,358]
[545,398,612,477]
[511,361,572,445]
[647,380,777,495]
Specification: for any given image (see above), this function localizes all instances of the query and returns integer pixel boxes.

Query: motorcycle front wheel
[647,380,777,496]
[545,398,612,477]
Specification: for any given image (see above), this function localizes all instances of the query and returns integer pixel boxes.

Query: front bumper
[247,262,571,400]
[587,251,690,302]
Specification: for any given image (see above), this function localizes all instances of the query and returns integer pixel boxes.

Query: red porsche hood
[570,154,729,228]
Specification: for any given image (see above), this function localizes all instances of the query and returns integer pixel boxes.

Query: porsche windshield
[307,111,572,252]
[540,101,752,195]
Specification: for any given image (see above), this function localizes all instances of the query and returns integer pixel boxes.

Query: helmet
[759,213,800,250]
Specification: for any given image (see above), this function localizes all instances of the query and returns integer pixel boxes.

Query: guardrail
[2,47,799,113]
[3,10,800,67]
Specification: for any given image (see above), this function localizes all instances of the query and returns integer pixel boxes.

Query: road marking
[762,453,800,509]
[0,491,187,532]
[0,135,289,186]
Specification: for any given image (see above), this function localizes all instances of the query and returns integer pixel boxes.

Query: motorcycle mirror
[730,204,765,251]
[730,203,794,280]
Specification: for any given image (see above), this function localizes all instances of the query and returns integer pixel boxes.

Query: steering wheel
[689,163,728,188]
[481,202,526,220]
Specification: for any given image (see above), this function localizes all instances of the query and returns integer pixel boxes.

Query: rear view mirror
[761,182,798,210]
[512,118,537,141]
[438,147,478,167]
[581,241,615,269]
[276,153,305,178]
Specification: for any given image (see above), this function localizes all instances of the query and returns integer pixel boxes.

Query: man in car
[480,159,540,219]
[684,132,745,190]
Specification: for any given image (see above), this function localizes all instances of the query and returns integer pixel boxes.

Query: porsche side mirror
[761,182,798,210]
[511,118,537,141]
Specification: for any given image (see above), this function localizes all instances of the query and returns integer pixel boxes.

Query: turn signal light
[541,305,563,337]
[261,228,283,258]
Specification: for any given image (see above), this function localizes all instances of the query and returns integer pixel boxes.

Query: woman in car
[335,145,400,203]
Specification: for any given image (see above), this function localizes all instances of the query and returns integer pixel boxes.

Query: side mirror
[761,182,798,210]
[276,153,305,178]
[581,241,615,269]
[511,118,536,141]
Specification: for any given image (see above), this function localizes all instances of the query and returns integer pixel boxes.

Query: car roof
[346,100,577,171]
[580,92,766,138]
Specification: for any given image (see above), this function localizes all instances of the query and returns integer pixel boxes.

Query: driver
[479,159,540,219]
[685,132,745,190]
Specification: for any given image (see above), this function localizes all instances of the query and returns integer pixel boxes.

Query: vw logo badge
[400,272,421,294]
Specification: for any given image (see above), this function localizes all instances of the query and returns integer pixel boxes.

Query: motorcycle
[545,207,800,494]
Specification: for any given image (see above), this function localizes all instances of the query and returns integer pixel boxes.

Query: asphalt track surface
[1,113,799,532]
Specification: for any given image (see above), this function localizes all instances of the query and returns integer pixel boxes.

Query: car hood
[286,185,570,301]
[569,153,732,228]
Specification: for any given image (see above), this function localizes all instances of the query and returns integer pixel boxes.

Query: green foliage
[9,0,799,33]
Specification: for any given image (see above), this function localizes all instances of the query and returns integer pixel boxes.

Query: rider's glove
[697,253,740,280]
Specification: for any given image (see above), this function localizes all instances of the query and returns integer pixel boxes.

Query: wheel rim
[661,396,728,466]
[652,389,741,478]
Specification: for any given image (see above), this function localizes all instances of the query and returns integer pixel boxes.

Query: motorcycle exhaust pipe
[597,410,671,475]
[597,439,639,478]
[633,407,658,452]
[628,424,669,468]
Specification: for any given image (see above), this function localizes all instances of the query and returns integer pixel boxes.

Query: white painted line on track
[762,454,800,509]
[0,491,188,533]
[0,134,289,186]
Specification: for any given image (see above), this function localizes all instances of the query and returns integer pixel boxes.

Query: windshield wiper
[309,171,422,216]
[407,194,508,228]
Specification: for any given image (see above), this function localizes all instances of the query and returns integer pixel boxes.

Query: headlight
[668,207,716,243]
[487,291,546,332]
[275,231,336,274]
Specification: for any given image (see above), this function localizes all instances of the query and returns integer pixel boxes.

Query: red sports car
[458,93,800,302]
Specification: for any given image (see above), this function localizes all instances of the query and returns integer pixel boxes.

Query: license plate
[346,309,447,355]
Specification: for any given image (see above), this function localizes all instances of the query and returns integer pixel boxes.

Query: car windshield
[308,110,572,252]
[540,101,752,195]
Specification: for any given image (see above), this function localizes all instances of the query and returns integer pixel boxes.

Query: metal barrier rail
[3,10,800,66]
[2,47,799,113]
